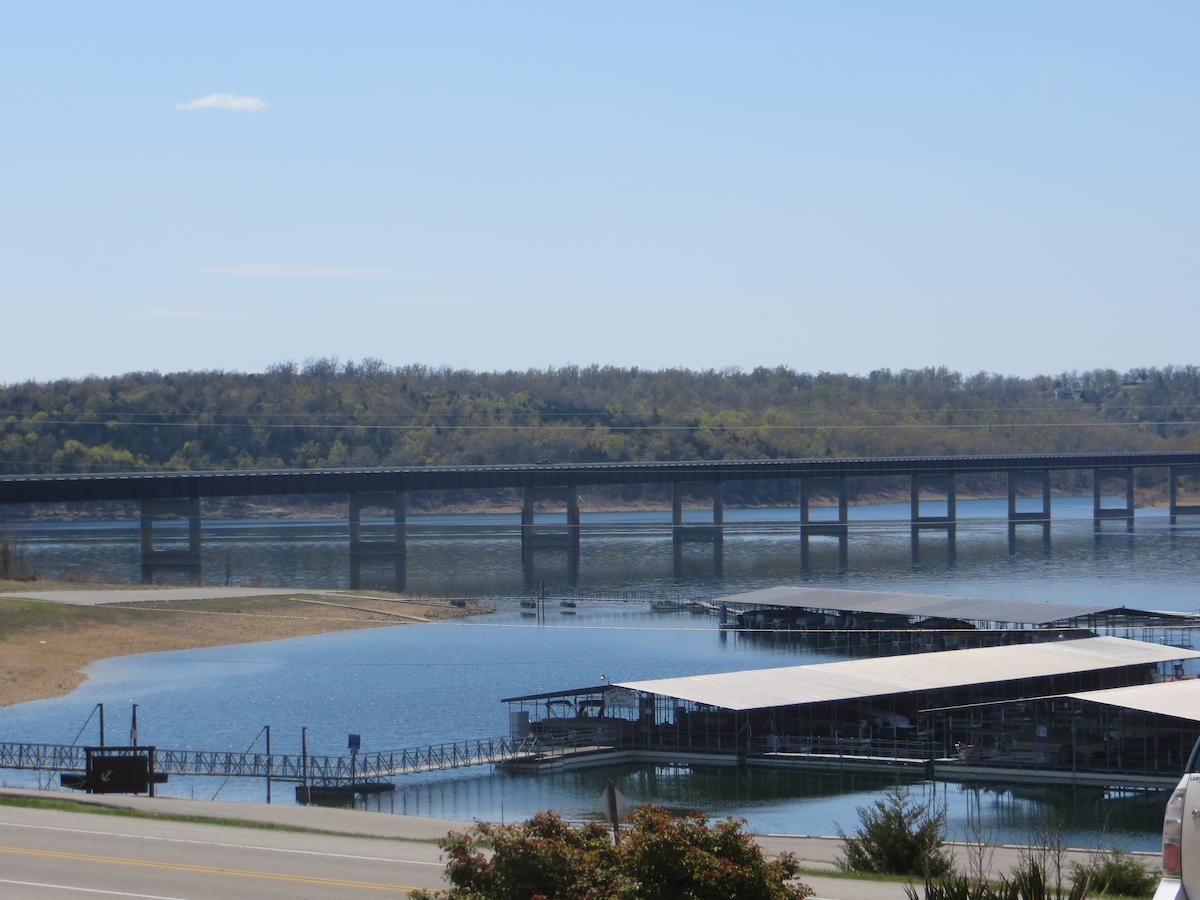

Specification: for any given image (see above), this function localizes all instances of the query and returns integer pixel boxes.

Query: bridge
[2,451,1199,575]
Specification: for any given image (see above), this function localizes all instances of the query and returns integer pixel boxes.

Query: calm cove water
[2,496,1197,849]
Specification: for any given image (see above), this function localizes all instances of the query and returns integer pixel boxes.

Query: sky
[1,2,1197,384]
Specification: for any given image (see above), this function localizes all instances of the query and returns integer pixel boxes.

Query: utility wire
[3,418,1199,431]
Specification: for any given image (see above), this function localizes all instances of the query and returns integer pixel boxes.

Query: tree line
[1,362,1197,481]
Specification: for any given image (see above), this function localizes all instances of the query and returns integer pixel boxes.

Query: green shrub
[907,860,1093,899]
[415,805,811,899]
[1070,848,1156,897]
[837,784,952,877]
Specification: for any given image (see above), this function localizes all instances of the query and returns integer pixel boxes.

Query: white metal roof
[713,586,1185,626]
[1067,679,1200,724]
[616,637,1200,711]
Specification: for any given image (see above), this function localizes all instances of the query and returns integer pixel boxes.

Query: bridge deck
[4,452,1200,504]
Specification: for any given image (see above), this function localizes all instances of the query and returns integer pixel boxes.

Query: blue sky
[1,2,1196,383]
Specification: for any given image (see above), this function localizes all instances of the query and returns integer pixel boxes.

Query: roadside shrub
[1069,848,1156,897]
[837,784,952,877]
[414,805,810,899]
[907,860,1092,899]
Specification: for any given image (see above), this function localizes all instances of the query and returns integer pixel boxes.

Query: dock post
[266,724,272,804]
[139,497,202,568]
[301,727,310,805]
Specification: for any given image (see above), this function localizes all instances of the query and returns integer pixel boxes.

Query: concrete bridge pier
[1007,469,1051,548]
[671,481,724,544]
[1169,466,1200,525]
[673,536,723,579]
[523,551,580,590]
[140,497,202,568]
[349,491,406,591]
[350,556,406,592]
[1008,469,1051,523]
[799,477,848,571]
[1093,468,1135,531]
[349,491,407,558]
[910,473,956,560]
[671,481,724,578]
[520,485,581,563]
[799,532,848,573]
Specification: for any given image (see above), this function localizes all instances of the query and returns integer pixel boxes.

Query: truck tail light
[1163,782,1187,878]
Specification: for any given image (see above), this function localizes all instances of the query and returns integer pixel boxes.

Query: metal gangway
[0,732,586,783]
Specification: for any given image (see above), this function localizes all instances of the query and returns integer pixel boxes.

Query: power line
[2,417,1199,432]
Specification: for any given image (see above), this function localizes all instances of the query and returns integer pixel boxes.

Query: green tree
[837,784,952,878]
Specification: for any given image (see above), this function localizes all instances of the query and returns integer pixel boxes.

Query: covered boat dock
[503,636,1200,777]
[715,586,1199,652]
[925,677,1200,784]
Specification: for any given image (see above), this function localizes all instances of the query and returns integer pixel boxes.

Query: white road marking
[0,879,189,899]
[0,819,442,866]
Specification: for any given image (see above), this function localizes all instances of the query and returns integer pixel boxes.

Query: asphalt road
[0,801,922,900]
[0,790,1153,899]
[0,806,446,898]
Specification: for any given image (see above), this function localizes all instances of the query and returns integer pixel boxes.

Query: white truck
[1156,741,1200,899]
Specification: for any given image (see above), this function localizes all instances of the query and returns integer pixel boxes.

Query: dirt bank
[0,589,489,708]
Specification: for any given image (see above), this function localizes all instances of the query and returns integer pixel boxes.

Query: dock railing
[0,732,602,784]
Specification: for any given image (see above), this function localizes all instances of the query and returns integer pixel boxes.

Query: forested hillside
[1,361,1198,477]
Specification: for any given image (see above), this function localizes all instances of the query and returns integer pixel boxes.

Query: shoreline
[0,587,491,709]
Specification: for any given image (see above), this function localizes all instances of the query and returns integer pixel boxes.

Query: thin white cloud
[176,93,267,112]
[384,293,468,307]
[128,307,240,321]
[202,263,400,279]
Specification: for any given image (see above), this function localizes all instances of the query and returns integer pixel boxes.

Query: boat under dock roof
[711,585,1195,627]
[612,636,1200,711]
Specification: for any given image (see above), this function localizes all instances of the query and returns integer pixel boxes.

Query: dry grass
[0,591,489,708]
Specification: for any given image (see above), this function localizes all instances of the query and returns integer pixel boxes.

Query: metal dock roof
[615,637,1200,711]
[711,586,1191,627]
[1067,679,1200,724]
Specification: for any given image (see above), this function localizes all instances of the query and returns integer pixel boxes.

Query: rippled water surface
[2,497,1197,848]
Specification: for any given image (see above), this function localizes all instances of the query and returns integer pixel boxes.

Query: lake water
[2,496,1197,849]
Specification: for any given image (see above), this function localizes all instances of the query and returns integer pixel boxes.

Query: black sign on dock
[83,746,159,795]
